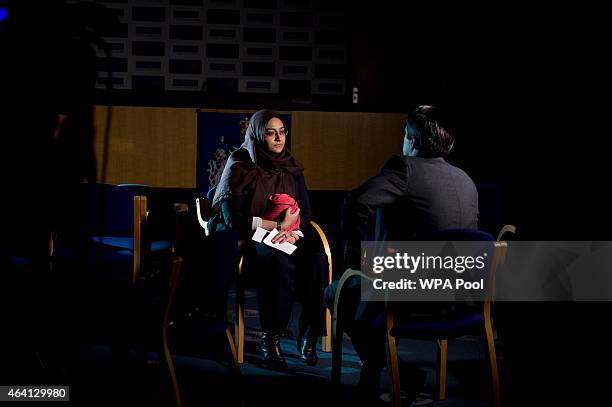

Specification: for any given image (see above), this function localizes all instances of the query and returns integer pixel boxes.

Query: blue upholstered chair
[51,183,184,405]
[54,183,175,284]
[53,183,145,285]
[332,227,512,407]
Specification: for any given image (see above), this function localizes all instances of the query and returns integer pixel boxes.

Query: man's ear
[407,137,416,153]
[411,133,420,150]
[402,134,411,155]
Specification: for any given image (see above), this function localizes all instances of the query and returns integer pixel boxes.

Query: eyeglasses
[265,129,288,138]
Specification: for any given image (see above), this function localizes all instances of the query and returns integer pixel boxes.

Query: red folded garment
[263,193,300,231]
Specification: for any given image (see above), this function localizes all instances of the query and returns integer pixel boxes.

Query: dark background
[1,0,611,405]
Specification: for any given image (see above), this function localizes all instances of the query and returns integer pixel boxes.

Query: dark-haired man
[326,105,479,403]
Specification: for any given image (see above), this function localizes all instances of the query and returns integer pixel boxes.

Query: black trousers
[245,241,327,336]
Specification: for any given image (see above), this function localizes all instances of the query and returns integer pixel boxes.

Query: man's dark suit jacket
[344,155,479,267]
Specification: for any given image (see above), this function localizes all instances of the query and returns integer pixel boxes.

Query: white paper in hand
[262,228,297,255]
[252,227,268,243]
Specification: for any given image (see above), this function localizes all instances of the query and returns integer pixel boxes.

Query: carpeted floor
[1,287,501,406]
[172,288,499,407]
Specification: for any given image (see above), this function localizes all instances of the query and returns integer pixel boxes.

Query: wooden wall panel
[92,107,406,190]
[291,111,406,190]
[93,106,197,188]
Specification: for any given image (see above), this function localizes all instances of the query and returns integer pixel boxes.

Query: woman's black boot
[261,331,287,369]
[297,331,319,366]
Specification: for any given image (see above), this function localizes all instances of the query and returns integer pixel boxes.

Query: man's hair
[406,105,454,157]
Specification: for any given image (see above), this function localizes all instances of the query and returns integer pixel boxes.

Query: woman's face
[264,117,286,154]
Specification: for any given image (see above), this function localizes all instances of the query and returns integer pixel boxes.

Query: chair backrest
[75,183,138,237]
[116,184,152,197]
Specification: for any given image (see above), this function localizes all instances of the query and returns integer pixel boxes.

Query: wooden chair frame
[331,226,515,407]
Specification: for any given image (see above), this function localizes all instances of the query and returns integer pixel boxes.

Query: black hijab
[212,110,304,216]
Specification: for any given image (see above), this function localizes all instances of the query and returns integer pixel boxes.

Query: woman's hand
[272,230,301,244]
[280,207,300,231]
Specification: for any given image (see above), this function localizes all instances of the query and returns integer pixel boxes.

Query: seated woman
[210,109,327,368]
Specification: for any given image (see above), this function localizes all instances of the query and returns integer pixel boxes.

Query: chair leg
[162,257,183,407]
[235,254,245,364]
[224,327,246,407]
[437,339,448,401]
[385,311,401,407]
[311,220,333,353]
[322,308,332,352]
[331,269,363,385]
[331,301,344,385]
[485,305,501,407]
[235,287,245,364]
[225,327,241,376]
[162,339,182,407]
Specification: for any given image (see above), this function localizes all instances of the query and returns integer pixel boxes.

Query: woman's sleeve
[220,194,254,237]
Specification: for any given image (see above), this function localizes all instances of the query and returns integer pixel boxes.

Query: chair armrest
[333,269,367,312]
[496,224,516,242]
[332,269,369,333]
[310,220,333,285]
[310,221,331,261]
[195,197,210,236]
